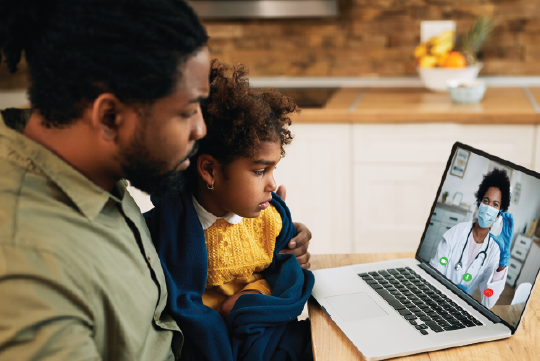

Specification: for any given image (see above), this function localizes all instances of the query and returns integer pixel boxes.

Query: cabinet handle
[510,264,516,269]
[446,227,451,230]
[516,251,522,255]
[520,241,526,245]
[449,217,458,221]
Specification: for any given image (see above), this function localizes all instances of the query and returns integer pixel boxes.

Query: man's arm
[0,250,100,360]
[276,185,312,269]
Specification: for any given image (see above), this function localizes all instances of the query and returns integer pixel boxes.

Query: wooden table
[308,253,540,361]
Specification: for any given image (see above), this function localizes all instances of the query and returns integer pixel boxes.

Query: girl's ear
[197,154,218,187]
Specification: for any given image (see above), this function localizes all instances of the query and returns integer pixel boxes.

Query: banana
[414,43,427,58]
[419,55,437,68]
[429,30,454,46]
[431,39,454,56]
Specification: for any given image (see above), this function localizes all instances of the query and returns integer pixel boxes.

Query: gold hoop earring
[207,183,214,190]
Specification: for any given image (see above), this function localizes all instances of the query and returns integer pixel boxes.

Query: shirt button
[154,314,158,322]
[147,256,151,264]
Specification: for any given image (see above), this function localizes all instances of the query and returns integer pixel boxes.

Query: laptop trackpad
[326,293,388,322]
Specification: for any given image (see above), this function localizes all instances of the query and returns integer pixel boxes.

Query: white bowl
[447,79,486,103]
[417,63,483,92]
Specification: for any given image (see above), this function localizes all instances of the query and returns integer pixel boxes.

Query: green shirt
[0,110,182,360]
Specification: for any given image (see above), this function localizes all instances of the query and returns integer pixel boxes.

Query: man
[0,1,310,360]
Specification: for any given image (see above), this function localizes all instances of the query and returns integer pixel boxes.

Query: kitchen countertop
[289,87,540,124]
[3,77,540,124]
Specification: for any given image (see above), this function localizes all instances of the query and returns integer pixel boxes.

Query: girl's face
[212,141,281,218]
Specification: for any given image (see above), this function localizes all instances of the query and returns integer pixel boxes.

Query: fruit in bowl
[415,30,465,69]
[414,17,494,92]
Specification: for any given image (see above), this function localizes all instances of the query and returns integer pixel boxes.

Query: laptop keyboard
[359,267,483,335]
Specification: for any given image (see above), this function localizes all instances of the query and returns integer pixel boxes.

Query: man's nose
[191,110,206,141]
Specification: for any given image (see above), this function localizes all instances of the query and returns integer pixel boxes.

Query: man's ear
[197,154,218,188]
[90,93,124,142]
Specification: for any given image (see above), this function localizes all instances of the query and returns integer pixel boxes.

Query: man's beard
[120,137,198,199]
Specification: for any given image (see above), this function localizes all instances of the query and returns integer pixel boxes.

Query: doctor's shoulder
[444,221,473,235]
[442,221,474,244]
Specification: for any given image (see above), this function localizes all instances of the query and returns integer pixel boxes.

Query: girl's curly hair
[198,59,298,166]
[185,59,299,190]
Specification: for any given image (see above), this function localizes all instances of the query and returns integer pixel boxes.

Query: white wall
[439,152,489,208]
[507,171,540,236]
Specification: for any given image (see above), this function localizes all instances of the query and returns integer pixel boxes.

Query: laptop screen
[417,143,540,329]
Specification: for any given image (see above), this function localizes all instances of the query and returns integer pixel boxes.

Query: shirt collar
[0,111,121,220]
[191,194,243,230]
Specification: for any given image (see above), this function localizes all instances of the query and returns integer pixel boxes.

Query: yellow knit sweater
[202,204,282,309]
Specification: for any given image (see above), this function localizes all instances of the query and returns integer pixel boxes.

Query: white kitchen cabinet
[274,124,352,254]
[352,163,443,253]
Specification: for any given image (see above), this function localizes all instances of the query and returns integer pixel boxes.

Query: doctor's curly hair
[187,59,298,186]
[474,168,511,212]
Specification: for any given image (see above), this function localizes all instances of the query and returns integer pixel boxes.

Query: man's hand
[279,222,311,269]
[216,290,260,318]
[276,185,312,269]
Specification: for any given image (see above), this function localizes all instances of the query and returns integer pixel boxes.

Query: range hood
[186,0,338,19]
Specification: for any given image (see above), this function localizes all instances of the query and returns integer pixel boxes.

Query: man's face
[121,47,211,198]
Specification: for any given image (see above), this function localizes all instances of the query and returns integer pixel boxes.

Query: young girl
[145,60,314,361]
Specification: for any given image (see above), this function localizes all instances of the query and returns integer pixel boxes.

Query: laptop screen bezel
[415,141,540,335]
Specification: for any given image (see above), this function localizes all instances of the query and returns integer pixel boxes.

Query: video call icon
[439,257,448,266]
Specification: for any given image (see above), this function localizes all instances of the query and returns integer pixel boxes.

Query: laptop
[311,142,540,360]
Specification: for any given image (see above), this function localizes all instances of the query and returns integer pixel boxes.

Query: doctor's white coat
[429,221,506,309]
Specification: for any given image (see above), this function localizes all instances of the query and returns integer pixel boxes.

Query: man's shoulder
[0,157,32,239]
[0,157,84,249]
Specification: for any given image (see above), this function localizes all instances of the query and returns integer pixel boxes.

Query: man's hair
[0,0,208,128]
[474,168,512,212]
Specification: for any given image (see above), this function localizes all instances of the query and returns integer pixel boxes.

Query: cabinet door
[275,124,352,254]
[353,163,443,253]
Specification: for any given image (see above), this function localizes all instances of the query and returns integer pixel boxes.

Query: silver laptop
[311,142,540,360]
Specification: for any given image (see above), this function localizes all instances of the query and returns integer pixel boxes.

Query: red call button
[484,288,494,297]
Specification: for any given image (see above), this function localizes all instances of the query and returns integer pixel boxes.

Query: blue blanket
[144,192,314,361]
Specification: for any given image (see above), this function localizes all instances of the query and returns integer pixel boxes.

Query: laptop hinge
[418,263,501,323]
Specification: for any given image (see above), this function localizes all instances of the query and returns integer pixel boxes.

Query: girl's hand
[216,290,261,318]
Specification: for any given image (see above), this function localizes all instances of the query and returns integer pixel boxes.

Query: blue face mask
[478,203,499,228]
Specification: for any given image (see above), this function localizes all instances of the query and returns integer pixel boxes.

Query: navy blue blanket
[144,192,314,361]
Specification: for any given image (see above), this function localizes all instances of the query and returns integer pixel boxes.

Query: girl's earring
[207,182,214,190]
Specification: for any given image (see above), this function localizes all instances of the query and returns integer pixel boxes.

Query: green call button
[463,273,472,282]
[439,257,449,266]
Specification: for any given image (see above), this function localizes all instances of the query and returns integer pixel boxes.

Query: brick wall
[1,0,539,89]
[205,0,540,76]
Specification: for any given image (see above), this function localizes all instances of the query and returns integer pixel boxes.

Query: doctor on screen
[430,169,514,309]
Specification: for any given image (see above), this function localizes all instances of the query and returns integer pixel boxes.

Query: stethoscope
[454,223,491,271]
